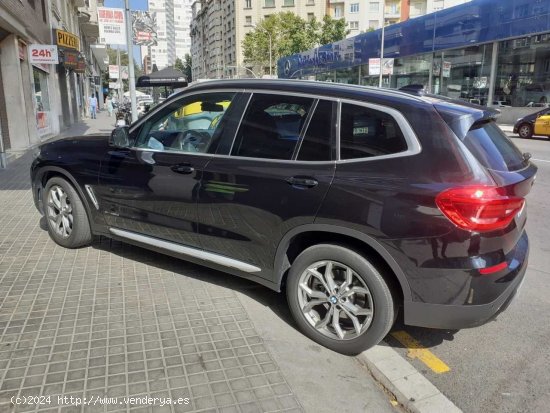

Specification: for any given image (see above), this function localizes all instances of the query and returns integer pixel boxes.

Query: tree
[184,54,192,83]
[242,13,349,75]
[174,57,185,74]
[318,15,349,45]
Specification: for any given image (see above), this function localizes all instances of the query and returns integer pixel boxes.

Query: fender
[35,165,100,227]
[273,223,412,301]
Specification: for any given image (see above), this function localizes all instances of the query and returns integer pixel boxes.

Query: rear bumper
[403,240,528,330]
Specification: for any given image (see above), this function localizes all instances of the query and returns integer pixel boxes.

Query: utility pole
[117,47,123,102]
[379,2,385,88]
[124,0,138,122]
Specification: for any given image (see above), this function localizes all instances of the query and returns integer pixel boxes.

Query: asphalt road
[387,133,550,413]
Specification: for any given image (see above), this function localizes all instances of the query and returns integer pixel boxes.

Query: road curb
[358,345,462,413]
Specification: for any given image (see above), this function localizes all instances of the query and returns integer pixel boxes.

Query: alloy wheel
[297,260,374,340]
[47,185,73,238]
[518,125,532,138]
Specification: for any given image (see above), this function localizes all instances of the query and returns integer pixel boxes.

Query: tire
[43,177,92,248]
[286,244,396,355]
[517,123,533,139]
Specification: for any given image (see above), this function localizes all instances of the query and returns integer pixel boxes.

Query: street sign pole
[124,0,138,122]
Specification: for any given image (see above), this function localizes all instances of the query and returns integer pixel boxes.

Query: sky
[104,0,149,66]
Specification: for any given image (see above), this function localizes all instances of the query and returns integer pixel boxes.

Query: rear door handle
[171,164,194,174]
[286,176,318,188]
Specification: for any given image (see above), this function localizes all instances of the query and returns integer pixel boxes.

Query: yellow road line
[390,330,450,373]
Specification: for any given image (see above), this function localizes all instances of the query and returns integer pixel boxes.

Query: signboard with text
[98,7,127,45]
[55,30,79,50]
[29,45,59,64]
[132,11,158,46]
[442,61,452,78]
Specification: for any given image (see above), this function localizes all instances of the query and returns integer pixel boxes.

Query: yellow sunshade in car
[173,101,231,118]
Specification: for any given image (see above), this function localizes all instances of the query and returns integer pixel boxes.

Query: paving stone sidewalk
[0,111,396,413]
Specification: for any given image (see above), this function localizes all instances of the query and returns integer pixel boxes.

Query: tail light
[436,186,524,232]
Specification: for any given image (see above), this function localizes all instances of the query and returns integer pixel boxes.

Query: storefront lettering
[56,30,79,50]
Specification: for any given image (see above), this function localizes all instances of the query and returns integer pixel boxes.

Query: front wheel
[518,123,533,139]
[43,177,92,248]
[286,244,396,355]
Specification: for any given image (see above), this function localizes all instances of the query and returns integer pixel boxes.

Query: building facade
[0,0,107,168]
[0,0,53,166]
[190,0,327,80]
[327,0,469,34]
[148,0,193,70]
[279,0,550,117]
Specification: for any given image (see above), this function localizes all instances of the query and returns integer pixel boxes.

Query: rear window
[463,121,527,172]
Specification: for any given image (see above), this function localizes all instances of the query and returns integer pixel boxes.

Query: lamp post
[252,24,273,77]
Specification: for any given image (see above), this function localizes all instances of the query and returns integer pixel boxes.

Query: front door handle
[286,176,318,188]
[171,164,194,174]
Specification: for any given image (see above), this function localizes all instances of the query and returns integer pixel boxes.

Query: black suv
[31,80,536,355]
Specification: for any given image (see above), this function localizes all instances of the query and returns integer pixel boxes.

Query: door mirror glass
[110,126,130,147]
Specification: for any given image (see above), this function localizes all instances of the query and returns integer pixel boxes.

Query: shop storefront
[278,0,550,119]
[55,29,85,126]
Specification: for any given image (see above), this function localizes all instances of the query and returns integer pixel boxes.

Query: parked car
[513,108,550,139]
[31,80,536,355]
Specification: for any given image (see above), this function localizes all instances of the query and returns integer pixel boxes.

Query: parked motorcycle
[115,102,131,127]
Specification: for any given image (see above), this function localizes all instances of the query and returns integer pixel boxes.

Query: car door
[534,113,550,136]
[96,91,241,248]
[197,93,337,278]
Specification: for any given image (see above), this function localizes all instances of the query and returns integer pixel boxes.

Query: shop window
[33,67,50,112]
[495,35,550,107]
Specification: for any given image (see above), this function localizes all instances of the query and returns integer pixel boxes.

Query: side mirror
[110,126,130,147]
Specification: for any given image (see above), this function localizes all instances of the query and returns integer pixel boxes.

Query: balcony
[78,5,99,38]
[384,3,401,18]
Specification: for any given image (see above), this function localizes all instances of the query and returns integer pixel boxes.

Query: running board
[109,228,261,273]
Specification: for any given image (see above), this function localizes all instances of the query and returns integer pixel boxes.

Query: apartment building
[147,0,194,70]
[327,0,470,35]
[190,0,326,79]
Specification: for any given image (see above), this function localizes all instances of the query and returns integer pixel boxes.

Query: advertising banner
[55,30,79,50]
[36,112,51,137]
[382,58,394,75]
[109,65,119,78]
[132,11,158,46]
[442,61,452,78]
[29,45,59,64]
[368,58,380,75]
[98,7,126,45]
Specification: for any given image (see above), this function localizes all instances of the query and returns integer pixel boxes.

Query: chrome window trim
[110,228,261,273]
[228,93,253,156]
[130,86,422,165]
[336,97,422,164]
[291,99,319,161]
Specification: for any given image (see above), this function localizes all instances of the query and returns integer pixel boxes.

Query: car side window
[230,94,314,160]
[296,100,335,161]
[340,103,408,160]
[135,92,236,154]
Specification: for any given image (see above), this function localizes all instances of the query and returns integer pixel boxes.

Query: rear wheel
[43,177,92,248]
[286,244,396,355]
[518,123,533,139]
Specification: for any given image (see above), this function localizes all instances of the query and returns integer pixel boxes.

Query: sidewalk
[56,110,115,139]
[0,113,396,411]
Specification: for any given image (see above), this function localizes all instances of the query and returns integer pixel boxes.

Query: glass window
[264,0,275,7]
[464,121,527,172]
[245,0,251,8]
[284,0,295,6]
[33,67,50,112]
[495,35,550,107]
[349,21,359,30]
[350,3,359,13]
[334,7,342,18]
[231,94,314,160]
[369,2,379,12]
[297,100,334,161]
[434,45,493,105]
[340,103,407,159]
[135,92,236,154]
[245,16,251,25]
